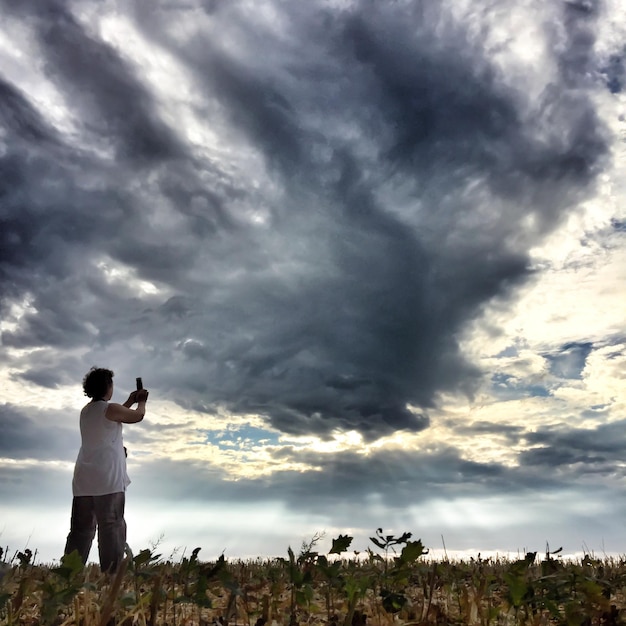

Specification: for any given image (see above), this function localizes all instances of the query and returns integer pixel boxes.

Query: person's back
[64,367,148,573]
[73,400,130,497]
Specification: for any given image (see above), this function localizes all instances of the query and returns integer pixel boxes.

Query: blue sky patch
[206,424,281,450]
[545,342,593,380]
[491,373,550,399]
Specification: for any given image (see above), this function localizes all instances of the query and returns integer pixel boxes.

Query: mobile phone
[136,377,143,390]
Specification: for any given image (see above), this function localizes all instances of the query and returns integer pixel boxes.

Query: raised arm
[106,389,149,424]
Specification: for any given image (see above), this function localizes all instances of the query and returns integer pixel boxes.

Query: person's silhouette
[64,367,148,572]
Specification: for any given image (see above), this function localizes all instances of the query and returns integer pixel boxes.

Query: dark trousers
[64,492,127,572]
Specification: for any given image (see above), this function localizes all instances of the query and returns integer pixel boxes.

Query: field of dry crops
[2,530,626,626]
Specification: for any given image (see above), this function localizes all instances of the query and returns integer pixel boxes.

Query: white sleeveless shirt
[72,400,131,496]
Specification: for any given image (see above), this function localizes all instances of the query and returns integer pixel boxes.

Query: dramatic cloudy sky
[1,0,625,563]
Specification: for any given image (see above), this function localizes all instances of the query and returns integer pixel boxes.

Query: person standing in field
[64,367,148,572]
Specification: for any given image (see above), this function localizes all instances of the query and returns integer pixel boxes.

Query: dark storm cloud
[600,46,625,94]
[0,461,70,505]
[0,78,58,146]
[0,404,77,461]
[0,79,148,341]
[612,218,626,231]
[129,441,563,514]
[519,420,626,474]
[1,0,183,162]
[452,420,525,440]
[0,0,612,439]
[266,446,517,505]
[7,352,85,389]
[0,75,64,295]
[124,416,626,525]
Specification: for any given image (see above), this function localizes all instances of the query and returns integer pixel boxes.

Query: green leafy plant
[39,549,85,625]
[368,528,428,616]
[1,532,626,626]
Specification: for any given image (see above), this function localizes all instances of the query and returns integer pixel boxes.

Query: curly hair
[82,367,114,399]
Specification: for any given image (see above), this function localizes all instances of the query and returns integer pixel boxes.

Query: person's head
[82,367,114,400]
